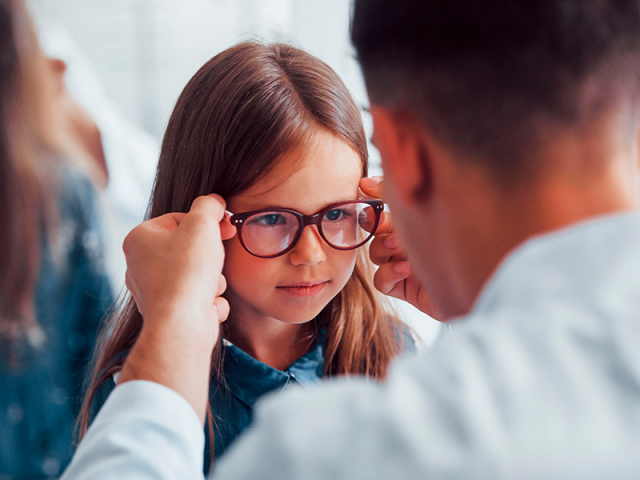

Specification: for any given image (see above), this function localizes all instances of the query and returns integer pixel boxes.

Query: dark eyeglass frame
[228,199,384,258]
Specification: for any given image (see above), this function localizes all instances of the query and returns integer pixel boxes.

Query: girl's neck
[224,309,316,371]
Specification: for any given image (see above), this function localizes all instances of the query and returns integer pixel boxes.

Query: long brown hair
[0,0,56,357]
[80,41,406,439]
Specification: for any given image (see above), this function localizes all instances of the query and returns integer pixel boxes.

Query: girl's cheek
[222,237,255,279]
[223,238,281,290]
[332,250,358,280]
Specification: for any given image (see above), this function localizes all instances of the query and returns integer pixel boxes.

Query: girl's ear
[370,106,432,205]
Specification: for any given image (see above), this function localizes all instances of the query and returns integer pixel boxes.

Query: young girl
[80,41,415,470]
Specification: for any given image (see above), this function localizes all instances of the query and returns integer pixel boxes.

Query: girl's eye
[324,209,349,222]
[250,213,287,227]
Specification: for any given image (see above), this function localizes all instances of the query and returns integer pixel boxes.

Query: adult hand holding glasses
[359,177,440,320]
[118,194,237,423]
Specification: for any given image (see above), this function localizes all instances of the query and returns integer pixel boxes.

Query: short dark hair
[351,0,640,182]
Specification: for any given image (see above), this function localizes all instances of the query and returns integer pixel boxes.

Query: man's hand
[123,194,235,329]
[118,195,236,422]
[360,177,440,319]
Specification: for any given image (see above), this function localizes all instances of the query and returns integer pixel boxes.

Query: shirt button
[7,404,24,425]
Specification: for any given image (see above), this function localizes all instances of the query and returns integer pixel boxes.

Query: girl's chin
[274,312,323,325]
[269,303,328,325]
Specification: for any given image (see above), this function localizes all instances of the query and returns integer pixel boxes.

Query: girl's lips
[277,281,329,297]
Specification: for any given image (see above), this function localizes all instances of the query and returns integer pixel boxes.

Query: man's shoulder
[214,309,640,479]
[214,357,440,479]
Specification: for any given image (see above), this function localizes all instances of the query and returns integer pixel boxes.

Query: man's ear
[370,106,431,205]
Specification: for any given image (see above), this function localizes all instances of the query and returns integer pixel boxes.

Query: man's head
[352,0,640,317]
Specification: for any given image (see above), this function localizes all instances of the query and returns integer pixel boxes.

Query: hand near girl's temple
[118,194,236,423]
[360,177,440,320]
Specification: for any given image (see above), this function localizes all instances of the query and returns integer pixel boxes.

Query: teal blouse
[205,336,327,470]
[93,326,416,474]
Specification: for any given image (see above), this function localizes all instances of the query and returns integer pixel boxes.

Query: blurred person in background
[0,0,113,478]
[36,22,160,292]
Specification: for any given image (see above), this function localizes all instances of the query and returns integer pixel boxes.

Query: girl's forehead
[230,132,363,213]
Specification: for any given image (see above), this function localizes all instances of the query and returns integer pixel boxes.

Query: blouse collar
[216,330,325,408]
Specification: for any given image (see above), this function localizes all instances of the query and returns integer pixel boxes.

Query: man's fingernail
[361,176,383,187]
[208,193,226,207]
[384,235,400,249]
[394,261,410,274]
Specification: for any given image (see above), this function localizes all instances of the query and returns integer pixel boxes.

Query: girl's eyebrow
[233,202,289,212]
[236,197,361,213]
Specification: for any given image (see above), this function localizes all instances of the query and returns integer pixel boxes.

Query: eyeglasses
[227,200,384,258]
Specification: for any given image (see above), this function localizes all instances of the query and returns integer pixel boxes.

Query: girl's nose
[288,225,327,266]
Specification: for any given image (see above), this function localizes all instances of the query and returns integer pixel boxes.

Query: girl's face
[223,129,363,327]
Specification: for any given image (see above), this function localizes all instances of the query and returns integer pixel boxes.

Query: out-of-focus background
[29,0,370,143]
[28,0,441,345]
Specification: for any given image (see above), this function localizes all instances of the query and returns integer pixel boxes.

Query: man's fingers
[359,177,394,235]
[152,212,187,232]
[370,233,406,265]
[215,297,230,323]
[373,261,412,296]
[204,194,227,221]
[359,176,384,200]
[123,213,187,257]
[374,211,394,235]
[217,274,227,297]
[180,195,227,234]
